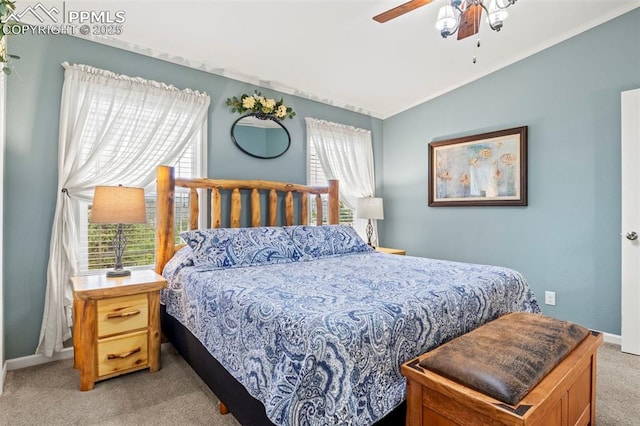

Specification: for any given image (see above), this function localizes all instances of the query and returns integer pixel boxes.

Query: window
[308,142,353,225]
[38,62,210,356]
[78,103,206,273]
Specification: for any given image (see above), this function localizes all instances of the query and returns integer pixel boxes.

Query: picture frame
[428,126,528,207]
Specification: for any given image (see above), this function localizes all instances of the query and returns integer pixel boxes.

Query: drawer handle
[107,346,141,360]
[106,309,141,319]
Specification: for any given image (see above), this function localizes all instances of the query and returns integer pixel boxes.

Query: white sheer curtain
[36,63,210,356]
[305,118,378,243]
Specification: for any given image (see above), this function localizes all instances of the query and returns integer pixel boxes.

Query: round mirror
[231,113,291,159]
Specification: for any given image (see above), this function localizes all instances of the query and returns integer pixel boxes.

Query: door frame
[621,88,640,355]
[0,56,6,392]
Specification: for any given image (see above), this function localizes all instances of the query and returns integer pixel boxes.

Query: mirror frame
[231,112,292,159]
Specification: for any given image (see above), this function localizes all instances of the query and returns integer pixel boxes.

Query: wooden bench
[401,313,603,426]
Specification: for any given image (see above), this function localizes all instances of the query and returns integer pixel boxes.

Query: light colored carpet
[0,344,240,426]
[0,342,638,425]
[596,343,640,426]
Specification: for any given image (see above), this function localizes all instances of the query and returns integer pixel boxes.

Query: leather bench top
[418,312,590,406]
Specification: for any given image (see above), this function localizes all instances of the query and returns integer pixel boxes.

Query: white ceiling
[37,0,640,118]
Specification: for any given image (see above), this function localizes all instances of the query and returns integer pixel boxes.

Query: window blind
[308,142,353,225]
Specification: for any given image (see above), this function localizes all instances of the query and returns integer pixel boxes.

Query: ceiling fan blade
[373,0,433,23]
[457,3,482,39]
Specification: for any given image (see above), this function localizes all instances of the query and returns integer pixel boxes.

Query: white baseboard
[5,347,74,371]
[0,362,6,395]
[602,332,622,346]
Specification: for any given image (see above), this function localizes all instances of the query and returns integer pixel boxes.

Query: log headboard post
[156,165,175,274]
[155,166,340,275]
[328,179,339,225]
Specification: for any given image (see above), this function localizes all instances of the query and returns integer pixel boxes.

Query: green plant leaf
[3,67,11,75]
[8,54,19,59]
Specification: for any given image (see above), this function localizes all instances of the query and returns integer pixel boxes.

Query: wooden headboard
[155,165,339,274]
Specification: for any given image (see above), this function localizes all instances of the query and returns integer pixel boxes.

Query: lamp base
[107,223,130,278]
[366,219,375,248]
[106,269,131,278]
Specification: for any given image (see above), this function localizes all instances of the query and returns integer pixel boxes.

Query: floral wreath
[225,91,296,120]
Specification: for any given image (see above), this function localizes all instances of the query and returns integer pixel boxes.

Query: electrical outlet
[544,291,556,306]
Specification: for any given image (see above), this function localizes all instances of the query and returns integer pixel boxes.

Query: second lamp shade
[356,197,384,220]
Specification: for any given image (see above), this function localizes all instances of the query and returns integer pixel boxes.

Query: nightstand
[72,269,167,391]
[375,247,406,255]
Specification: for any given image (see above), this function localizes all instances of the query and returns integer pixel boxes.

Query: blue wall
[4,34,383,359]
[380,9,640,335]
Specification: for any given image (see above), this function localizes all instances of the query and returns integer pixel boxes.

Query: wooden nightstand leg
[148,291,162,372]
[80,371,95,391]
[73,295,82,370]
[77,299,96,391]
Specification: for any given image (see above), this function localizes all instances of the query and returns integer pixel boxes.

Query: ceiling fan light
[435,5,457,31]
[487,0,508,29]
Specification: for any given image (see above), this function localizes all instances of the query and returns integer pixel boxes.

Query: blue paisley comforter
[162,250,539,425]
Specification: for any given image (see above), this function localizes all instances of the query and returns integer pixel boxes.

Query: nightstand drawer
[97,330,148,377]
[97,293,148,338]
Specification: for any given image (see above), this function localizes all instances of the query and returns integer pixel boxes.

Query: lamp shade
[356,197,384,220]
[91,185,147,224]
[435,5,457,31]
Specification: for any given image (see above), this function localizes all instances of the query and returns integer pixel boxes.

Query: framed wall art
[428,126,528,207]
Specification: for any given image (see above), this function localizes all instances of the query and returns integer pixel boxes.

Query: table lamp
[356,197,384,247]
[90,185,147,277]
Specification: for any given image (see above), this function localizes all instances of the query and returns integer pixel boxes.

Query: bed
[154,165,540,425]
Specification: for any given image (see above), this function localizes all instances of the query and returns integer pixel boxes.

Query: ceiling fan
[373,0,516,41]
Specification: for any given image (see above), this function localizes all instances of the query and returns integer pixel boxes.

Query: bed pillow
[162,245,195,291]
[162,245,194,281]
[180,226,306,270]
[285,224,374,259]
